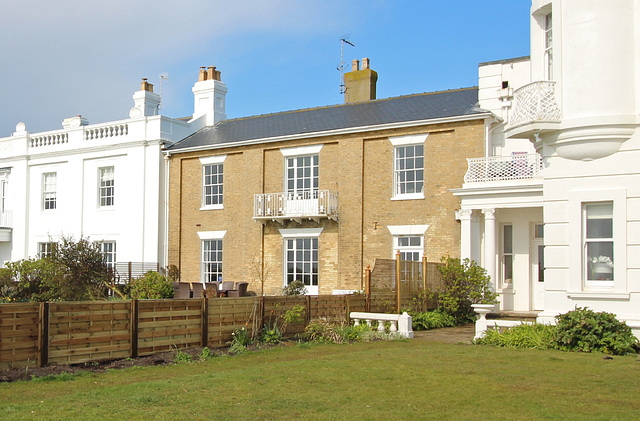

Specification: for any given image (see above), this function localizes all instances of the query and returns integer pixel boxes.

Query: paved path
[412,324,475,344]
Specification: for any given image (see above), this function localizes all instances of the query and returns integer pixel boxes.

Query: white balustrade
[30,132,68,148]
[508,80,561,129]
[84,123,128,140]
[0,210,12,228]
[464,153,542,183]
[350,311,413,338]
[254,189,338,222]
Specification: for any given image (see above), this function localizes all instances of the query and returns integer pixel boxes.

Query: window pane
[587,241,613,281]
[503,225,513,253]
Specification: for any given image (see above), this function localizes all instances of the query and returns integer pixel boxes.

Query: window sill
[200,205,224,211]
[391,194,424,201]
[567,291,630,300]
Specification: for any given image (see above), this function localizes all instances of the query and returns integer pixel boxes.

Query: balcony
[463,154,542,184]
[0,210,12,242]
[506,81,561,139]
[253,190,338,224]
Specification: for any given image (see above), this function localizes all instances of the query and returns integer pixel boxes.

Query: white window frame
[390,134,427,200]
[388,225,429,259]
[0,170,9,213]
[38,242,57,259]
[279,228,323,295]
[42,172,57,211]
[501,224,513,287]
[198,231,226,283]
[568,189,627,296]
[544,12,553,80]
[583,203,614,286]
[98,166,115,208]
[100,241,117,269]
[200,155,226,210]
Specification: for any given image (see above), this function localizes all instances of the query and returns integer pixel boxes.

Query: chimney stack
[344,57,377,104]
[191,66,227,126]
[130,77,160,117]
[140,78,154,92]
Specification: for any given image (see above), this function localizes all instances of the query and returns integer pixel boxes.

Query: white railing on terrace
[507,80,561,129]
[253,189,338,222]
[464,153,542,183]
[0,210,12,228]
[84,123,128,140]
[30,132,69,148]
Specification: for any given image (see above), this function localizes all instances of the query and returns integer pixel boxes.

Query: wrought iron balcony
[507,81,561,132]
[463,154,542,183]
[253,190,338,224]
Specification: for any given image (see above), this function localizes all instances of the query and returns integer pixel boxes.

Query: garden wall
[0,294,366,369]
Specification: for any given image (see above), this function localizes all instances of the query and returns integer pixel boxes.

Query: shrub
[411,310,457,331]
[229,327,252,354]
[128,271,174,299]
[435,257,498,324]
[282,280,307,296]
[261,322,282,344]
[553,307,639,355]
[475,323,557,350]
[304,320,373,344]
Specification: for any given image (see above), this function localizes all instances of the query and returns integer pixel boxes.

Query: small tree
[435,257,497,323]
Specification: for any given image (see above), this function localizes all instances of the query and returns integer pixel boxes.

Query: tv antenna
[338,37,355,94]
[159,73,169,110]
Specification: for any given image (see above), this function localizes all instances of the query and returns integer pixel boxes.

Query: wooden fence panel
[0,303,40,369]
[47,301,132,365]
[137,299,202,356]
[207,297,260,348]
[309,295,348,323]
[347,295,367,313]
[263,296,307,336]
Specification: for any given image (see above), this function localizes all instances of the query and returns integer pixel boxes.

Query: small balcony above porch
[0,210,12,242]
[505,81,561,139]
[463,154,543,184]
[253,190,338,224]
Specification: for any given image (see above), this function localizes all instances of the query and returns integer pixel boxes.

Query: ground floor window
[202,239,223,283]
[501,224,513,286]
[285,238,318,288]
[393,235,423,261]
[38,242,57,259]
[100,242,116,269]
[584,202,613,283]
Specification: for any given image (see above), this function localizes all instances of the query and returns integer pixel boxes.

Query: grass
[1,340,639,420]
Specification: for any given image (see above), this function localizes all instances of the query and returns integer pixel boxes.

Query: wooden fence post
[202,297,208,347]
[345,294,350,325]
[130,299,139,358]
[364,264,371,312]
[422,256,428,312]
[39,302,49,367]
[396,250,401,313]
[306,295,311,326]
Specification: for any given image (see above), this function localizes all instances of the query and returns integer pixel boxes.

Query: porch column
[456,209,473,261]
[482,208,497,289]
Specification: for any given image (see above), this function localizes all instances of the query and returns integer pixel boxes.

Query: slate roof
[167,87,484,152]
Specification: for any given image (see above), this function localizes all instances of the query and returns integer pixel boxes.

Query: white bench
[349,311,414,338]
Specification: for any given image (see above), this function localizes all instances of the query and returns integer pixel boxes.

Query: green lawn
[1,340,639,420]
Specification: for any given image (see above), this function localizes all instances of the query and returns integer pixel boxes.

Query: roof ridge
[217,87,479,125]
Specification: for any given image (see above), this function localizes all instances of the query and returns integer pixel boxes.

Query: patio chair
[204,282,219,298]
[191,282,205,298]
[173,282,191,299]
[227,282,249,297]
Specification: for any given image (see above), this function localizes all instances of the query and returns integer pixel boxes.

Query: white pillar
[482,208,497,289]
[456,209,473,260]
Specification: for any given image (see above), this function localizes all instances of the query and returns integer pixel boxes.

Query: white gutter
[165,112,493,155]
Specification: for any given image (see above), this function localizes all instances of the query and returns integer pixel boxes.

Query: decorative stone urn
[471,303,495,340]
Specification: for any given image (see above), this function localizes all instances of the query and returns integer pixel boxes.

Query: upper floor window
[100,241,117,269]
[200,155,226,210]
[99,167,114,207]
[286,155,318,197]
[0,177,7,213]
[390,134,427,200]
[42,172,57,211]
[544,12,553,80]
[584,203,613,283]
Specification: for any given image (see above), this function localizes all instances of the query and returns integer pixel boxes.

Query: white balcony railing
[254,190,338,223]
[0,210,12,228]
[464,154,542,183]
[507,81,561,129]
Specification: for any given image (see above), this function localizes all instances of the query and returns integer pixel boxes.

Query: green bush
[261,322,283,344]
[475,323,557,350]
[282,280,307,296]
[229,327,252,354]
[128,272,174,299]
[435,257,498,324]
[304,320,372,344]
[553,307,639,355]
[411,310,457,331]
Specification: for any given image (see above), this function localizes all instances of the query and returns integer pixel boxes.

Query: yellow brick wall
[167,119,484,295]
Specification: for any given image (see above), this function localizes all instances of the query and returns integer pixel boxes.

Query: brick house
[166,60,491,295]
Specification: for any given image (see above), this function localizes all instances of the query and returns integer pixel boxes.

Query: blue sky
[0,1,531,136]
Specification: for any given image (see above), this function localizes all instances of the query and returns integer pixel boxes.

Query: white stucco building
[454,0,640,336]
[0,68,226,274]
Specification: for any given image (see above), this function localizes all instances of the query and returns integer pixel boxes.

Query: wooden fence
[0,294,366,369]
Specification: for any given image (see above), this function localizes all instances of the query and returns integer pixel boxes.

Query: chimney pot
[351,59,360,72]
[140,78,153,92]
[198,67,207,81]
[207,66,215,80]
[362,57,370,70]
